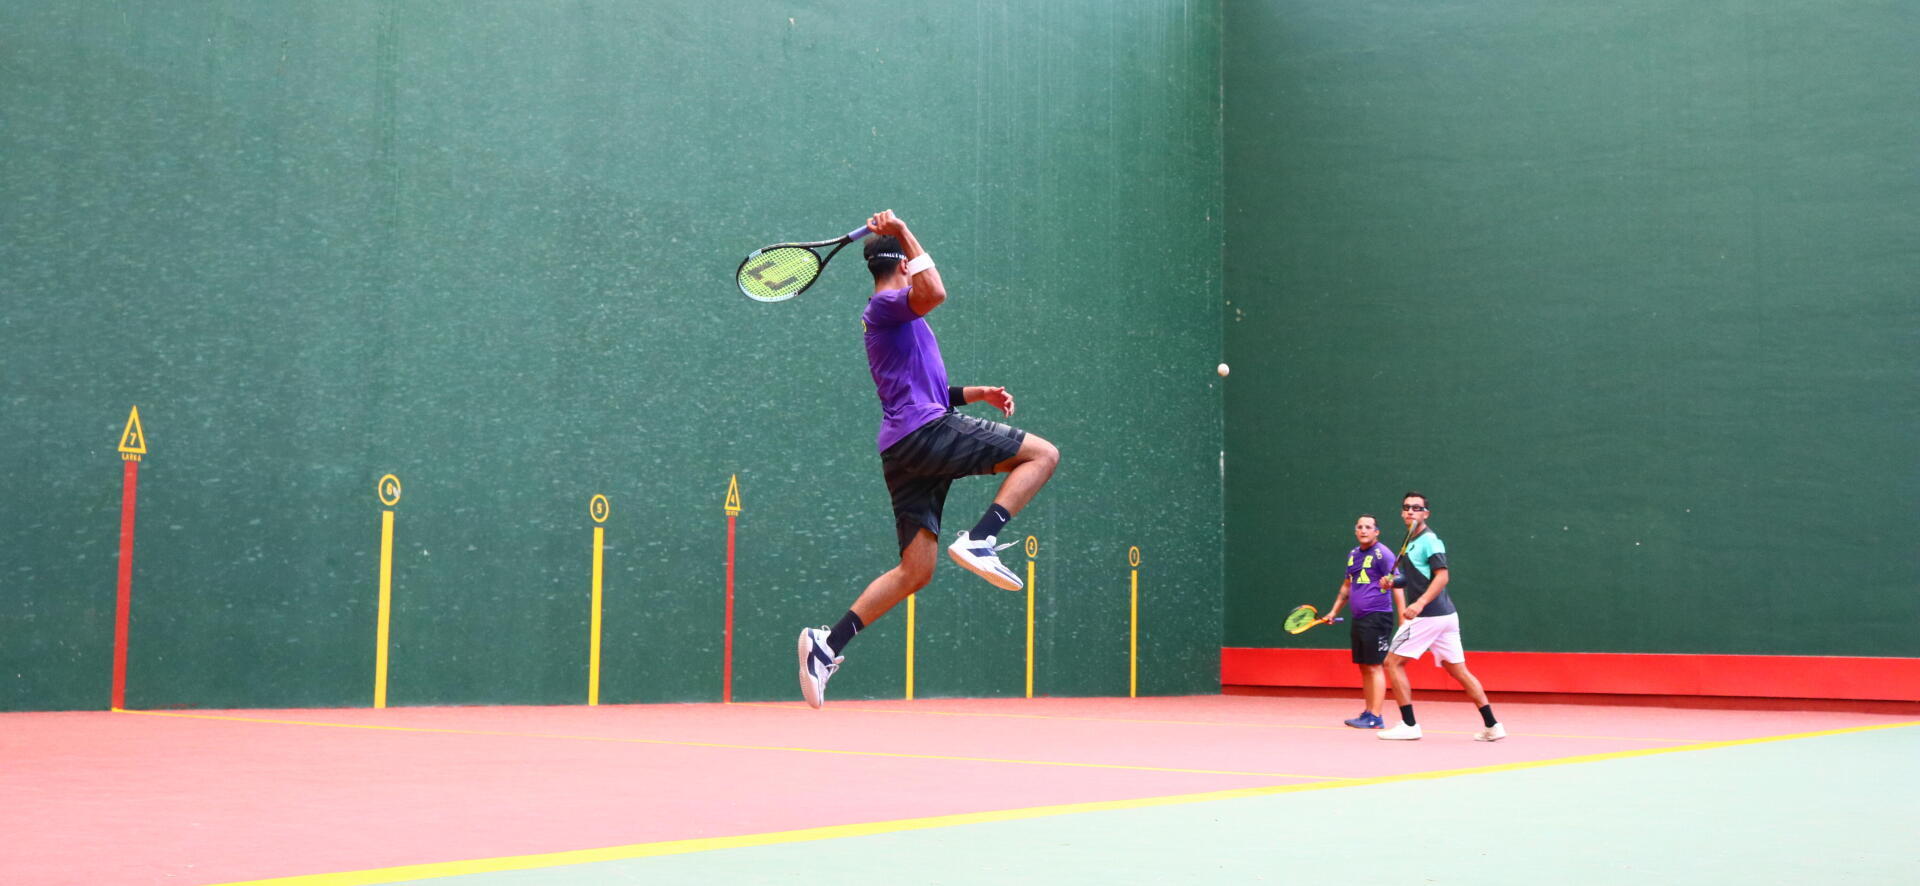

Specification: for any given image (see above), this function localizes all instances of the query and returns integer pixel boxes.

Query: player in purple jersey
[797,210,1061,709]
[1320,514,1397,729]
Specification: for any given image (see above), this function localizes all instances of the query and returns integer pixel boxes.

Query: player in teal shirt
[1377,491,1504,741]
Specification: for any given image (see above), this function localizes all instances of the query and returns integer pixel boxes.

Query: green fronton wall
[0,1,1225,711]
[1222,1,1919,657]
[7,1,1915,713]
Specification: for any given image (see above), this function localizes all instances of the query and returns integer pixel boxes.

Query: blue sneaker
[1344,712,1383,729]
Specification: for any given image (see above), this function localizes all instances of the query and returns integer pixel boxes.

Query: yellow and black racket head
[1283,604,1320,635]
[737,246,824,302]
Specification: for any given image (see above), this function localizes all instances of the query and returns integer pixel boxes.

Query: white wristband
[904,253,936,275]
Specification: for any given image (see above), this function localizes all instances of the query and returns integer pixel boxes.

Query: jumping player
[796,210,1061,708]
[1377,491,1504,741]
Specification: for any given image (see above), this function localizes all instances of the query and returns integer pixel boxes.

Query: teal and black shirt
[1396,529,1456,618]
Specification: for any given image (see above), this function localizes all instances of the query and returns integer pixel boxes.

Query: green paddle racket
[1284,604,1342,635]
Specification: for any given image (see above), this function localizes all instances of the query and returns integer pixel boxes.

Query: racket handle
[847,226,871,241]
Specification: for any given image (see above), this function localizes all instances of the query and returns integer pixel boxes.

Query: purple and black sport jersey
[863,286,950,452]
[1345,543,1396,617]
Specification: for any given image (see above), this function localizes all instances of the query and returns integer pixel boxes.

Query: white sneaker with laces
[1475,723,1507,742]
[796,627,843,709]
[947,531,1023,590]
[1378,722,1423,740]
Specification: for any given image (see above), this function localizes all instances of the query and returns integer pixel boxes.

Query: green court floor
[414,722,1918,885]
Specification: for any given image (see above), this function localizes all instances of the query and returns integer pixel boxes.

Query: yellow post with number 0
[374,474,402,708]
[1025,536,1039,698]
[1128,546,1141,698]
[588,495,610,705]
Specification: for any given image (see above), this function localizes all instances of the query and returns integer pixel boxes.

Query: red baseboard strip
[1221,647,1920,703]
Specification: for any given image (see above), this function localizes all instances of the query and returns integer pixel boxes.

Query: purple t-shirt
[863,286,950,452]
[1345,543,1397,617]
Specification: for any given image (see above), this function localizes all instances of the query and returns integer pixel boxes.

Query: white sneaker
[947,531,1022,590]
[796,627,842,709]
[1474,723,1507,742]
[1378,722,1423,740]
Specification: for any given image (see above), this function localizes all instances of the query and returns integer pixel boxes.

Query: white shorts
[1388,612,1465,665]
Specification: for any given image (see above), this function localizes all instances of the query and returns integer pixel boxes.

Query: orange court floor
[2,693,1914,885]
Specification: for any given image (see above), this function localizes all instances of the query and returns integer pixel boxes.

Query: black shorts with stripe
[881,412,1027,552]
[1351,611,1395,665]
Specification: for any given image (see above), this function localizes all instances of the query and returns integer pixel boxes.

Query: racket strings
[738,247,822,301]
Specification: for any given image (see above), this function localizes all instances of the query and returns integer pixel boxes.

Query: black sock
[1479,704,1497,728]
[970,503,1012,541]
[1399,705,1417,727]
[826,610,864,654]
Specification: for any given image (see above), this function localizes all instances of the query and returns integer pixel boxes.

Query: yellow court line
[209,719,1919,886]
[111,709,1340,781]
[732,701,1708,744]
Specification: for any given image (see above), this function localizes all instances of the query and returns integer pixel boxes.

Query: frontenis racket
[736,225,871,302]
[1385,518,1425,595]
[1284,604,1343,635]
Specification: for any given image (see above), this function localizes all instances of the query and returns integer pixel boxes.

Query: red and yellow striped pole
[723,475,741,703]
[110,406,147,711]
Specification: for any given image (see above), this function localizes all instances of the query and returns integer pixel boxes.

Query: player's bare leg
[949,435,1059,591]
[1345,662,1388,729]
[800,531,938,709]
[987,433,1060,516]
[1444,660,1505,741]
[1383,652,1414,708]
[1361,663,1387,716]
[1378,652,1423,740]
[851,530,938,624]
[1440,660,1490,707]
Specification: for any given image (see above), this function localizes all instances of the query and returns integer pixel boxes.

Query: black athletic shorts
[1351,611,1395,665]
[880,412,1027,552]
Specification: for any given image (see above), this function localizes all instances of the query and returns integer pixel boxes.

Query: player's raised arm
[867,210,945,314]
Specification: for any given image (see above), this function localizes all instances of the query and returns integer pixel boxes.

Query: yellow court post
[374,474,402,709]
[905,595,916,700]
[588,495,610,705]
[1025,536,1039,698]
[1128,546,1141,698]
